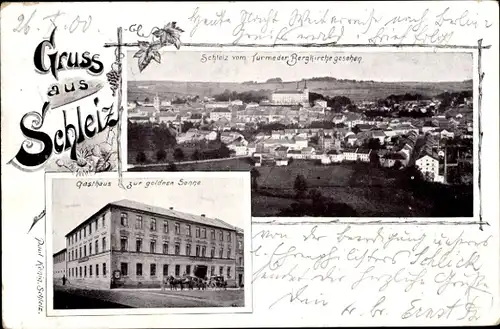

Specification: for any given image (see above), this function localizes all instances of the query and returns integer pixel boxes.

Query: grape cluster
[106,70,120,96]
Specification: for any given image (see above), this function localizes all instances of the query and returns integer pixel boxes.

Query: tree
[173,148,184,162]
[309,136,319,145]
[294,174,308,199]
[250,168,260,190]
[181,121,195,133]
[367,138,381,150]
[136,151,147,164]
[156,149,167,162]
[369,151,380,167]
[393,160,403,170]
[191,149,201,161]
[309,189,324,209]
[166,163,177,171]
[145,97,150,103]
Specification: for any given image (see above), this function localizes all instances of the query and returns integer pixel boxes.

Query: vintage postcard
[1,1,499,328]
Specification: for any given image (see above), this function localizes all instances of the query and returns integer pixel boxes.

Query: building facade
[271,81,309,105]
[210,108,232,121]
[65,199,242,289]
[235,229,244,287]
[53,248,67,280]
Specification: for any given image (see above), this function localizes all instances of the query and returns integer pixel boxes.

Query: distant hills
[128,78,473,103]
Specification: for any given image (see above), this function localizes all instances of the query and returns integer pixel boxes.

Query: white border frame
[45,171,253,316]
[124,47,480,222]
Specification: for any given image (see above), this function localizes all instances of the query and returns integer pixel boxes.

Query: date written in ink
[12,9,92,37]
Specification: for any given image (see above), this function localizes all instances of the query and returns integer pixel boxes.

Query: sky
[127,51,472,83]
[51,176,248,252]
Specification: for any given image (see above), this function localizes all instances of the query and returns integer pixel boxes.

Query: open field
[130,158,473,217]
[128,79,473,102]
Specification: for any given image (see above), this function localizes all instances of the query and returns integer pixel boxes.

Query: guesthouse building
[64,199,242,289]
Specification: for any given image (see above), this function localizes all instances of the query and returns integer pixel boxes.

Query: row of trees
[213,89,268,103]
[128,122,177,154]
[135,144,233,164]
[364,109,434,118]
[309,92,356,112]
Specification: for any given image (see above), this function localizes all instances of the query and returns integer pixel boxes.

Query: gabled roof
[356,148,372,154]
[66,199,236,236]
[273,90,305,94]
[383,153,406,160]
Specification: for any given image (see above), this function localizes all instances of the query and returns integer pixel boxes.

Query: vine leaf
[153,22,184,49]
[134,41,162,72]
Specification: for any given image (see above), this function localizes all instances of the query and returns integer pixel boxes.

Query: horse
[184,276,196,290]
[197,278,207,290]
[216,279,227,290]
[167,275,184,290]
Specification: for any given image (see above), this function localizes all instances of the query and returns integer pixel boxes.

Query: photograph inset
[50,173,249,311]
[127,51,474,217]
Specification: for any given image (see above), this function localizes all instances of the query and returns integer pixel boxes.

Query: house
[157,111,180,124]
[227,141,248,156]
[345,134,358,146]
[356,149,372,162]
[344,112,363,128]
[321,154,332,165]
[301,147,316,158]
[439,129,455,139]
[422,121,439,133]
[211,118,232,131]
[210,108,232,121]
[327,149,344,163]
[355,124,376,132]
[315,99,328,108]
[416,153,440,182]
[247,143,257,155]
[294,136,308,149]
[220,131,245,144]
[274,146,290,158]
[230,100,243,106]
[343,148,358,161]
[271,130,286,139]
[205,102,230,110]
[397,144,414,163]
[287,150,304,159]
[128,115,151,124]
[275,158,289,166]
[245,102,259,109]
[371,130,387,145]
[380,153,406,168]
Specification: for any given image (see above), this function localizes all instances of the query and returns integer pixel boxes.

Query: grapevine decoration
[106,64,120,97]
[134,22,184,72]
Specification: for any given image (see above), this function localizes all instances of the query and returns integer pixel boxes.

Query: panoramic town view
[127,51,474,217]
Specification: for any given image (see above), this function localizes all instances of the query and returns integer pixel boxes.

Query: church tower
[302,79,309,105]
[153,93,160,113]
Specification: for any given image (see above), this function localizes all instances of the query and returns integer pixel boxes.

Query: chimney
[169,207,174,210]
[201,214,206,217]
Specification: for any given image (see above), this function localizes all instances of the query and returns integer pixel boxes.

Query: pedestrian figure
[62,275,67,286]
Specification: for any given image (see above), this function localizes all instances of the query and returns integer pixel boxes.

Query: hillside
[127,79,473,103]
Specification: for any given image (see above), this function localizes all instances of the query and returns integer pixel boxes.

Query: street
[54,284,245,309]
